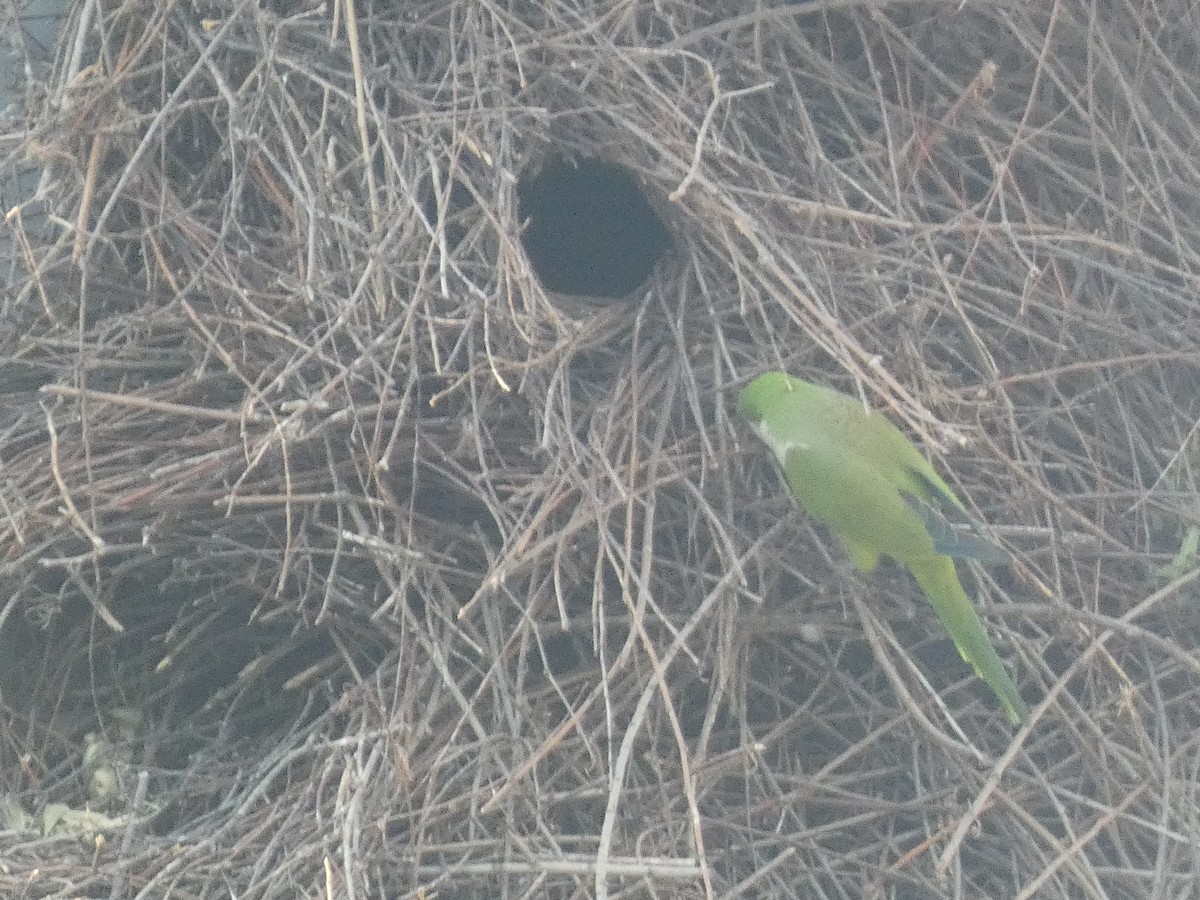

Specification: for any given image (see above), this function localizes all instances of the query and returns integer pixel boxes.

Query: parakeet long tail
[907,556,1028,725]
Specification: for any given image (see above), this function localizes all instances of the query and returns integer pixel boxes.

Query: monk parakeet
[739,371,1027,725]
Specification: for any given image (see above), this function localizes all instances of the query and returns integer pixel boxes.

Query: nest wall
[1,1,1199,898]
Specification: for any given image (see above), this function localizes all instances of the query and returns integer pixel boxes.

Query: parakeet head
[737,372,794,425]
[738,372,800,465]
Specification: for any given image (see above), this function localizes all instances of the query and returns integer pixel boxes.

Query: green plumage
[739,371,1027,725]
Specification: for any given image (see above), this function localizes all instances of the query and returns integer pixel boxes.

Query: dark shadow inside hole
[518,155,671,299]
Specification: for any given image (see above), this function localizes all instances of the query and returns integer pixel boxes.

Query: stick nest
[2,1,1199,897]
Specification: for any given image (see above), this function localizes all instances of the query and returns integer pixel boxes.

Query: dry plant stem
[42,384,259,425]
[3,207,60,325]
[43,403,105,552]
[82,8,235,264]
[595,356,713,900]
[594,569,739,900]
[901,59,999,184]
[396,852,703,880]
[106,771,149,900]
[938,563,1200,874]
[339,0,385,316]
[1013,784,1146,900]
[852,596,987,762]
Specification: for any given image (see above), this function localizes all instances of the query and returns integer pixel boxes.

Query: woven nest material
[2,1,1199,897]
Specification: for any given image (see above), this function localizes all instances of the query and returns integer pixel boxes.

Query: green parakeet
[739,371,1027,725]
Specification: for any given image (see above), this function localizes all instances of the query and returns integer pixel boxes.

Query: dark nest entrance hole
[518,154,672,298]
